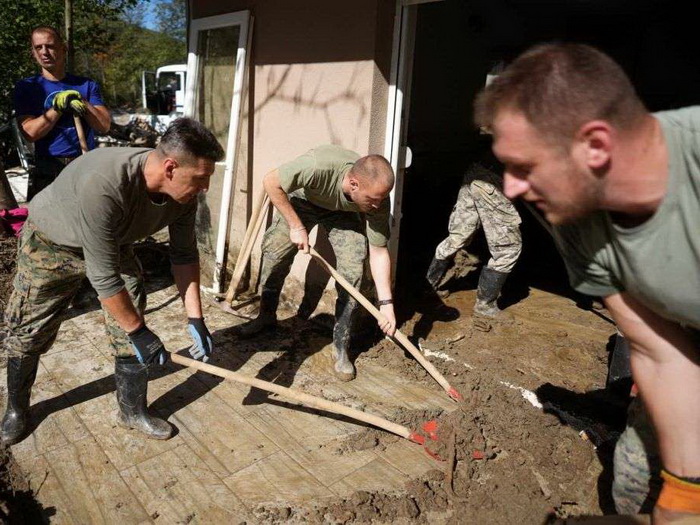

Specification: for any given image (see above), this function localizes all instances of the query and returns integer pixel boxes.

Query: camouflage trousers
[3,220,145,359]
[434,175,522,273]
[613,396,662,514]
[260,196,368,344]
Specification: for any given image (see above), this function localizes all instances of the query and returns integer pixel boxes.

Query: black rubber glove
[128,325,168,365]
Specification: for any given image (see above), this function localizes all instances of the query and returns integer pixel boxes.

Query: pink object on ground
[0,207,28,237]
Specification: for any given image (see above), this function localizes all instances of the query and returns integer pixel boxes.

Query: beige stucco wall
[191,0,395,312]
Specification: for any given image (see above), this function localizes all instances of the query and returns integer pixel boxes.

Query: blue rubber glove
[128,325,169,365]
[188,318,213,362]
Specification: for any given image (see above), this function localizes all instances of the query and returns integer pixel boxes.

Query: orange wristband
[658,470,700,514]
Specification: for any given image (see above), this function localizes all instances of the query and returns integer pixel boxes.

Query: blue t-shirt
[13,74,105,157]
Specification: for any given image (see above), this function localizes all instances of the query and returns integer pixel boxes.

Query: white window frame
[384,0,445,277]
[383,2,416,275]
[185,11,251,293]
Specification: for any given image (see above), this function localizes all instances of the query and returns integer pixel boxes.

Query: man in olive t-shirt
[475,44,700,522]
[1,118,224,446]
[239,145,396,382]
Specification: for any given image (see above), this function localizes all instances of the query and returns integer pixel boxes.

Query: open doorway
[394,0,700,306]
[394,0,572,308]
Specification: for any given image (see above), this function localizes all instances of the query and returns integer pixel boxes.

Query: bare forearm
[369,244,396,335]
[369,245,392,301]
[83,103,111,134]
[264,169,303,229]
[19,110,62,142]
[605,293,700,477]
[172,262,203,318]
[100,288,142,333]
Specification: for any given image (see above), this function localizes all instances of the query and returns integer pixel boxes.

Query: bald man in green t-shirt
[240,145,396,382]
[476,44,700,522]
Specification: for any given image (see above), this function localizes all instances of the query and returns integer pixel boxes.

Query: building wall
[190,0,395,313]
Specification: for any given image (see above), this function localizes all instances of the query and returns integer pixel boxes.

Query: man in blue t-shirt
[14,25,111,200]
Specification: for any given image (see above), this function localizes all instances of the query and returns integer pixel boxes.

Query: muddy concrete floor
[0,230,623,524]
[254,280,620,524]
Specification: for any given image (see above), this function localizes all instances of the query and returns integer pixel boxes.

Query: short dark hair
[30,25,64,44]
[157,118,225,163]
[474,43,647,146]
[351,154,394,189]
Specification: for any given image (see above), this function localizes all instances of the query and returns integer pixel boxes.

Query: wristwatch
[377,299,393,306]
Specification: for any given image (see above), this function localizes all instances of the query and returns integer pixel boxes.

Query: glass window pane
[196,25,241,153]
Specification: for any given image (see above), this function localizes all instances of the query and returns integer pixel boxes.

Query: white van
[142,64,187,116]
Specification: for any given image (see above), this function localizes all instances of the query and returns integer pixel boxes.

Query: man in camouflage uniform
[239,145,396,381]
[613,396,663,514]
[426,145,522,318]
[1,118,223,445]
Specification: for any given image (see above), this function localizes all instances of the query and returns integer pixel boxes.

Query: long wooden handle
[309,248,462,402]
[169,352,425,444]
[73,115,88,154]
[224,191,270,304]
[236,189,268,272]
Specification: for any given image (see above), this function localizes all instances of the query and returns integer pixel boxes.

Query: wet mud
[255,286,619,524]
[1,229,622,523]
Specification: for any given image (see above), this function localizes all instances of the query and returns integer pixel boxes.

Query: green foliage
[155,0,186,42]
[0,0,130,120]
[0,0,186,120]
[93,23,186,109]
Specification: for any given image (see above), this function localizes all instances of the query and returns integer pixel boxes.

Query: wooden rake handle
[308,248,463,402]
[224,189,270,304]
[169,351,425,445]
[73,115,88,155]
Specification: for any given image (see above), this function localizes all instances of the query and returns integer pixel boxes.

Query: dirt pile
[254,287,618,524]
[257,377,601,524]
[318,408,445,456]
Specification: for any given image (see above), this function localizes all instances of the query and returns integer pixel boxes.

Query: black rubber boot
[1,354,40,446]
[114,357,172,440]
[425,257,451,291]
[331,300,356,382]
[332,332,356,382]
[238,290,280,338]
[474,267,509,318]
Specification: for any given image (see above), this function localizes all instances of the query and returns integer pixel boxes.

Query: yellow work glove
[51,90,87,116]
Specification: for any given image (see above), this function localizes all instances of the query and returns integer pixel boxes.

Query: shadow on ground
[61,238,176,322]
[23,311,373,441]
[535,382,631,514]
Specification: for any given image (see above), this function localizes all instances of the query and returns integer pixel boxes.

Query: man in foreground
[1,118,223,444]
[240,144,397,381]
[475,43,699,522]
[14,25,110,200]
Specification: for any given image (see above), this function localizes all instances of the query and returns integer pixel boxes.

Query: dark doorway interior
[395,0,700,304]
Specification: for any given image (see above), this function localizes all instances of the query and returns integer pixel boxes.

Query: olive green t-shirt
[554,107,700,330]
[28,147,198,298]
[277,144,391,247]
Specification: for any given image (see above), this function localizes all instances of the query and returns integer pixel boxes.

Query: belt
[36,155,78,166]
